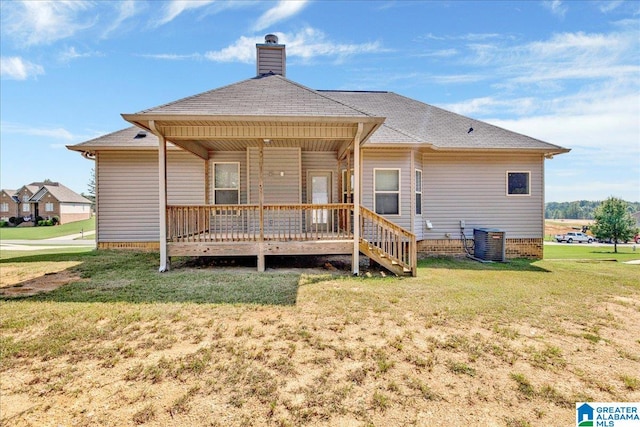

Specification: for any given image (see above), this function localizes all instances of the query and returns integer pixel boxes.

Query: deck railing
[167,204,353,243]
[359,206,417,275]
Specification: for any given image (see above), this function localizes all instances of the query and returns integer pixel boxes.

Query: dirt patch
[0,270,81,297]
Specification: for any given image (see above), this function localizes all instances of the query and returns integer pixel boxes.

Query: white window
[22,194,29,202]
[507,171,530,196]
[415,169,422,215]
[45,202,54,212]
[374,169,400,215]
[213,162,239,204]
[0,202,8,212]
[23,203,30,212]
[341,169,354,203]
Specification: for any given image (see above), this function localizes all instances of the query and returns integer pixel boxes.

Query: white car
[555,232,594,243]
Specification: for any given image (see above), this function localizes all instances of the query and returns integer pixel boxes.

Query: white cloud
[422,48,458,58]
[543,0,568,18]
[153,0,215,27]
[0,57,44,80]
[1,0,94,47]
[58,47,104,63]
[203,28,382,64]
[140,53,203,61]
[598,0,624,13]
[253,0,309,31]
[102,0,139,38]
[1,122,75,140]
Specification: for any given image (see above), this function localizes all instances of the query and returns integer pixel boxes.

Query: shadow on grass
[418,256,551,272]
[1,251,301,306]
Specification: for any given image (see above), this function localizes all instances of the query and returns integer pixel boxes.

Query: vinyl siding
[97,150,204,242]
[361,149,412,231]
[302,152,339,203]
[257,47,285,76]
[247,147,300,204]
[209,151,247,204]
[421,152,544,239]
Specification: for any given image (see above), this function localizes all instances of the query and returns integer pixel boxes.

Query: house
[0,189,20,221]
[0,181,92,225]
[67,34,569,275]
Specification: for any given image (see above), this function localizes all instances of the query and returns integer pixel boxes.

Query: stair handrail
[358,206,417,276]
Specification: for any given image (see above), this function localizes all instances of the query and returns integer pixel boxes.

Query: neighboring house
[0,189,19,221]
[68,34,569,275]
[0,182,92,225]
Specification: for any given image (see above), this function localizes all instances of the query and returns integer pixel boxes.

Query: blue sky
[1,0,638,202]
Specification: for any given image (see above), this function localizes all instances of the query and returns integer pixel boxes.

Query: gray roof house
[68,35,569,275]
[1,182,92,224]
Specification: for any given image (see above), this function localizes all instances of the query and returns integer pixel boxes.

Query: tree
[87,167,95,199]
[591,197,637,253]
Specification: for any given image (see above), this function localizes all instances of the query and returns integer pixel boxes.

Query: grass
[544,244,640,261]
[0,217,95,240]
[1,250,639,426]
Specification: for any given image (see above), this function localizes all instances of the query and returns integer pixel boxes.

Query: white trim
[506,170,531,196]
[212,162,240,204]
[373,168,401,216]
[415,169,422,215]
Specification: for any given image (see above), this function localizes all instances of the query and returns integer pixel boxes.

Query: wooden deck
[166,203,417,276]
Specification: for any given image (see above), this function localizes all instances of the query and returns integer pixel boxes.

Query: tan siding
[209,151,247,204]
[98,151,159,241]
[361,149,412,231]
[421,152,544,239]
[302,152,339,203]
[97,150,204,242]
[168,151,205,205]
[257,48,285,76]
[248,148,300,204]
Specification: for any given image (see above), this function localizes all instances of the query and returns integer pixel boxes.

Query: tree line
[545,200,640,219]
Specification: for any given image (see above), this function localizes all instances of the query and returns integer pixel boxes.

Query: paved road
[0,232,96,250]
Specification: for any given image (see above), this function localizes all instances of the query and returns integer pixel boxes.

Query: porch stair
[358,207,417,277]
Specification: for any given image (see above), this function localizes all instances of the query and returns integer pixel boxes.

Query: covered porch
[122,98,415,276]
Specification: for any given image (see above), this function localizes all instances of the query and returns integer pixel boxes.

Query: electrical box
[460,220,465,229]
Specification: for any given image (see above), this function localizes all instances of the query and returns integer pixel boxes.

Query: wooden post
[257,139,265,272]
[352,123,363,276]
[151,120,169,272]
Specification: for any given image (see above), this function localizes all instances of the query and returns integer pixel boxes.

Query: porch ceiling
[121,115,384,159]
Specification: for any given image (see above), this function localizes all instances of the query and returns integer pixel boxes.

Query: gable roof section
[321,91,569,154]
[29,183,92,204]
[129,74,375,119]
[68,126,161,152]
[69,75,569,155]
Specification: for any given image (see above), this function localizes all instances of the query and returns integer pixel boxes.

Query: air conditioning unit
[474,228,506,262]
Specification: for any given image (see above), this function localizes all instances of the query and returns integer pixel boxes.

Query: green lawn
[544,243,640,261]
[1,250,638,426]
[0,217,95,240]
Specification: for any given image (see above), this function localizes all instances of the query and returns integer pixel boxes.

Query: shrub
[8,217,17,225]
[37,220,45,226]
[0,220,7,227]
[52,216,60,225]
[35,215,44,223]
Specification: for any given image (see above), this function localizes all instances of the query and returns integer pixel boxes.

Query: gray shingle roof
[320,90,567,151]
[135,74,374,118]
[28,183,92,204]
[70,75,568,154]
[70,126,159,150]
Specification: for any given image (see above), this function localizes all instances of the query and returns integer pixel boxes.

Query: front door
[308,171,332,232]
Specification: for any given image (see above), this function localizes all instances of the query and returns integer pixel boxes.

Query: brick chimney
[256,34,286,77]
